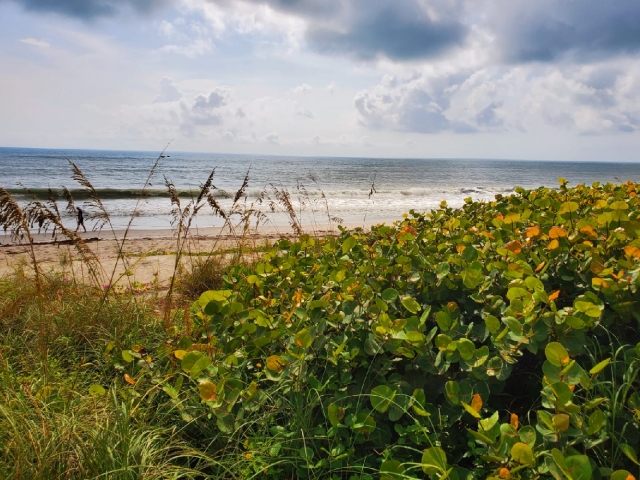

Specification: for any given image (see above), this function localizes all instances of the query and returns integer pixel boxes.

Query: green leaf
[511,442,535,465]
[422,447,447,475]
[299,447,314,462]
[462,268,484,289]
[380,460,405,480]
[162,386,178,399]
[574,300,602,318]
[294,328,313,348]
[269,442,282,457]
[621,444,640,465]
[190,355,212,379]
[564,455,592,480]
[89,384,106,397]
[445,380,460,405]
[545,342,570,367]
[215,412,235,433]
[181,351,203,373]
[538,410,554,430]
[519,426,537,448]
[610,471,633,480]
[610,200,629,210]
[485,315,501,334]
[199,289,231,305]
[507,287,531,301]
[412,389,429,416]
[436,334,453,351]
[589,358,611,375]
[342,236,357,253]
[467,428,495,446]
[401,296,421,314]
[382,288,399,302]
[370,385,396,413]
[436,262,450,279]
[436,311,452,332]
[351,410,376,434]
[461,245,478,262]
[327,402,344,427]
[587,410,604,435]
[559,201,579,214]
[457,338,475,360]
[121,350,134,363]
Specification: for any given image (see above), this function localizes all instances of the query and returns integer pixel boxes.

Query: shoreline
[0,220,393,288]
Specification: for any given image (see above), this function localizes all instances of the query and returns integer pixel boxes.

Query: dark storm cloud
[211,0,468,61]
[307,5,466,61]
[214,0,342,17]
[492,1,640,63]
[8,0,172,19]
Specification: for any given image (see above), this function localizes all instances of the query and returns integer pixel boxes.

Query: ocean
[2,147,640,231]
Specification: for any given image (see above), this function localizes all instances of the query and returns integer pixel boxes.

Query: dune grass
[2,157,640,479]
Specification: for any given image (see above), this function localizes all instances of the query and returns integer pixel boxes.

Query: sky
[1,0,640,161]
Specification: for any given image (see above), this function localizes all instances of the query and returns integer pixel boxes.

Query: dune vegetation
[1,174,640,479]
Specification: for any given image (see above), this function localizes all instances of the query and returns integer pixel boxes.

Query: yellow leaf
[198,380,217,402]
[552,413,570,432]
[504,240,523,254]
[510,413,519,429]
[481,231,495,240]
[471,393,483,412]
[591,261,604,274]
[623,246,640,259]
[461,401,481,419]
[535,261,546,273]
[174,350,187,360]
[456,244,467,254]
[548,239,560,250]
[580,225,598,239]
[549,226,568,239]
[612,269,626,280]
[124,374,136,385]
[266,355,285,373]
[592,278,611,289]
[245,453,252,459]
[548,290,560,301]
[525,226,540,238]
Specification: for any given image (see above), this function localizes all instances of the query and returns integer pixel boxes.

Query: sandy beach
[0,221,375,288]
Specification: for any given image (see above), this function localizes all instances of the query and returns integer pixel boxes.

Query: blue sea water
[1,147,640,230]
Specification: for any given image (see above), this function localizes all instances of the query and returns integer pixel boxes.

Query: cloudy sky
[1,0,640,160]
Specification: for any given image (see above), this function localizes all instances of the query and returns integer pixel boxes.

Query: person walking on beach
[76,207,87,232]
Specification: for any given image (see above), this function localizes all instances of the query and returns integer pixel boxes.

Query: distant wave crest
[4,185,515,201]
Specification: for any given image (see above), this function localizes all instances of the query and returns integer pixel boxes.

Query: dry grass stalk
[0,187,42,294]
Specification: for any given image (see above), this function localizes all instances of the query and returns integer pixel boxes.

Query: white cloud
[353,59,640,136]
[154,77,183,103]
[292,83,312,95]
[159,38,213,57]
[265,132,279,144]
[20,37,50,48]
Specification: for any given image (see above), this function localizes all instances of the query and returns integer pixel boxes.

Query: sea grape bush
[109,180,640,479]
